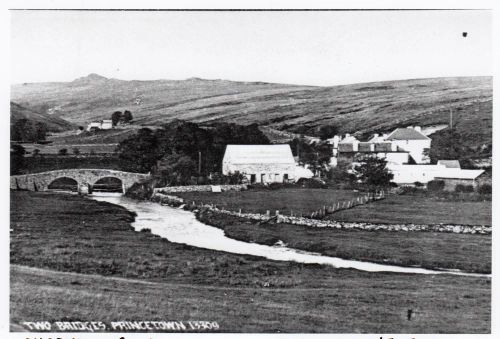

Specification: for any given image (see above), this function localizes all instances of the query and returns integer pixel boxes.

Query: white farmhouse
[101,120,113,130]
[384,126,431,164]
[86,119,113,131]
[222,144,312,184]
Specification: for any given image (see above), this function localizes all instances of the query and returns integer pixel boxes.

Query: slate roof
[386,128,429,141]
[223,144,295,165]
[435,169,485,180]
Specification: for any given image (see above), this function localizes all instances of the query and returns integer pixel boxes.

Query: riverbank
[10,191,491,332]
[196,209,491,274]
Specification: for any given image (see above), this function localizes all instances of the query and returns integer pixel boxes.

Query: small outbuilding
[434,169,488,191]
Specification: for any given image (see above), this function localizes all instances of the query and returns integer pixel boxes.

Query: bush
[478,184,492,195]
[296,178,327,189]
[399,185,421,195]
[464,185,474,193]
[427,180,445,192]
[455,184,474,193]
[125,181,154,200]
[58,148,68,156]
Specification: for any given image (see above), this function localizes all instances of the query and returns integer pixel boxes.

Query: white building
[388,163,485,186]
[331,126,431,166]
[384,126,431,164]
[222,144,312,184]
[87,120,113,131]
[101,120,113,129]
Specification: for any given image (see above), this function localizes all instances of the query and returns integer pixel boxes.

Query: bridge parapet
[11,169,150,192]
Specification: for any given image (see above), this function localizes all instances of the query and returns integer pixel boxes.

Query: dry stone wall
[154,184,247,194]
[151,191,491,235]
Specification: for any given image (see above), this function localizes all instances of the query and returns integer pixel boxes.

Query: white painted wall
[390,139,431,164]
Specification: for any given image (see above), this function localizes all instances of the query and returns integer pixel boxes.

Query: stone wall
[154,184,248,194]
[151,191,491,235]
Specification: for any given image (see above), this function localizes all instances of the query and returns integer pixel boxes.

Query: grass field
[328,194,491,226]
[174,188,364,216]
[10,191,491,333]
[11,265,490,333]
[199,210,491,274]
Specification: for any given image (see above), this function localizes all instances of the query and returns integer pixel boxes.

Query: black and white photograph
[4,0,496,337]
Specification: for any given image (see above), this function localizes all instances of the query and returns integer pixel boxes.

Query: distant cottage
[87,119,113,132]
[222,144,313,184]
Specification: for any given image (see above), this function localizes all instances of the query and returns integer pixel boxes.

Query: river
[92,193,489,277]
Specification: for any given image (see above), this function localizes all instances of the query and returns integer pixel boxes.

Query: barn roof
[386,128,430,141]
[435,169,485,180]
[223,144,295,164]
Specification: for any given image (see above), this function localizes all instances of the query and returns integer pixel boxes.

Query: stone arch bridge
[11,169,150,193]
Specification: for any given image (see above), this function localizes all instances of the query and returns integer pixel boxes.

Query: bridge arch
[47,177,79,192]
[92,176,124,193]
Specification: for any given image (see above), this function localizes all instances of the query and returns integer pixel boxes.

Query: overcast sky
[10,10,492,86]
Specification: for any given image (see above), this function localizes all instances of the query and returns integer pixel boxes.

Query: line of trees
[116,120,270,185]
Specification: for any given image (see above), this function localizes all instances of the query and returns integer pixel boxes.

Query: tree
[116,128,158,173]
[326,160,356,187]
[123,110,133,123]
[111,111,122,126]
[353,156,394,192]
[10,144,25,175]
[154,153,197,186]
[11,119,47,142]
[318,125,338,140]
[289,138,332,177]
[428,128,476,164]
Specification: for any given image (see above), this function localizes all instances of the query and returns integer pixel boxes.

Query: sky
[10,10,492,86]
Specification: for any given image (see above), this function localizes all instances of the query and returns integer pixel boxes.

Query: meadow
[10,191,491,333]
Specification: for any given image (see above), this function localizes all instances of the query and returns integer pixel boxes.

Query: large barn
[222,144,308,184]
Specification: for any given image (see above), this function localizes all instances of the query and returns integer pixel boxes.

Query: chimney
[352,140,359,152]
[391,143,398,152]
[370,143,375,152]
[414,126,422,133]
[333,135,340,148]
[345,133,351,139]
